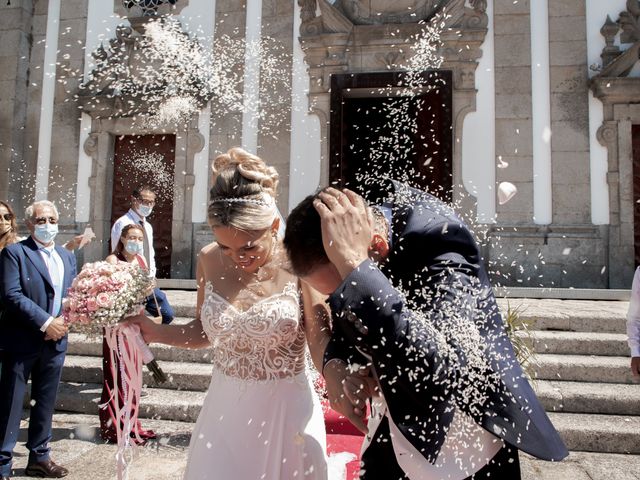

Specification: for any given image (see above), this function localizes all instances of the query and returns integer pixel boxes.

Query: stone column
[548,0,590,225]
[493,0,533,224]
[0,0,34,208]
[48,0,89,222]
[258,0,294,211]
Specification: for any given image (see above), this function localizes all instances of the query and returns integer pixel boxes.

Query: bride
[130,148,332,479]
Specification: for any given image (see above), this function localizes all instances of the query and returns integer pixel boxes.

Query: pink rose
[96,292,113,309]
[86,298,98,312]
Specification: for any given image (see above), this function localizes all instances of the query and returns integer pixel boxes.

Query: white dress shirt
[37,241,65,332]
[627,267,640,358]
[359,349,503,480]
[111,208,156,278]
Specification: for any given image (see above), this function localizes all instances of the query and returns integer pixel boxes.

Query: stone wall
[486,0,608,288]
[0,1,34,210]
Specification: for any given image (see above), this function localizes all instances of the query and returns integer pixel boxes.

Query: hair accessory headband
[209,194,276,208]
[210,197,268,206]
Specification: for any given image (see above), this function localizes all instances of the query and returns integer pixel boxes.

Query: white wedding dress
[183,280,329,480]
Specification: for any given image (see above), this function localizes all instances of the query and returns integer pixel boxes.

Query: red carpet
[322,399,364,480]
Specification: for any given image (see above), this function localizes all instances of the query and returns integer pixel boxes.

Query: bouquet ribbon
[102,323,164,480]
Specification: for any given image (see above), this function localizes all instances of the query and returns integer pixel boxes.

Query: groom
[284,181,568,479]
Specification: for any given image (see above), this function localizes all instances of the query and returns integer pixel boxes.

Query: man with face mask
[0,200,77,479]
[110,185,174,324]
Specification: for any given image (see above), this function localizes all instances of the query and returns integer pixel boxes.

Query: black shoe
[25,459,68,478]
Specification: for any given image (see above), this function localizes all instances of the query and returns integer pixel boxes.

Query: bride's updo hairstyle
[208,147,279,231]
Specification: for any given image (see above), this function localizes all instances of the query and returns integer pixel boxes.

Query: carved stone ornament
[619,0,640,43]
[78,18,210,120]
[299,0,487,35]
[338,0,448,25]
[122,0,178,17]
[591,0,640,110]
[593,0,640,78]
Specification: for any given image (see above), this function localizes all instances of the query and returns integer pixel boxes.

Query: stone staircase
[51,292,640,455]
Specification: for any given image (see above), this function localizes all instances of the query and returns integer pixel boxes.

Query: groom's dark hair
[284,194,330,277]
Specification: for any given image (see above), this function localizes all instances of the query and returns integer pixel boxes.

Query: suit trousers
[360,416,521,480]
[0,343,66,476]
[145,288,174,324]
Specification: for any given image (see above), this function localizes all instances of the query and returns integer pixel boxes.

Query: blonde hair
[208,147,279,231]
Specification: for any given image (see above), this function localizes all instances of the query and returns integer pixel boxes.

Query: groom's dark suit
[324,180,568,478]
[0,237,76,476]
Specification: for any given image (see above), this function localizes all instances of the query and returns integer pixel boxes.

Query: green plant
[504,302,538,382]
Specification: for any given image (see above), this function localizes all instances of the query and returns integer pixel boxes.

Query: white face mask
[34,223,58,244]
[125,240,144,255]
[138,204,153,217]
[0,223,11,235]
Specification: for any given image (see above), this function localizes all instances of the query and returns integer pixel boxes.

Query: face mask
[34,223,58,244]
[138,205,153,217]
[125,240,143,255]
[0,224,11,235]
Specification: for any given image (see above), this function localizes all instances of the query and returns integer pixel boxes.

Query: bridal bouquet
[63,260,167,382]
[63,261,151,330]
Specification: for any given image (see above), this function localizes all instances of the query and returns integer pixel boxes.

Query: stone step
[163,292,631,333]
[496,298,629,333]
[67,329,215,365]
[535,381,640,416]
[52,383,640,454]
[54,382,204,423]
[63,349,637,394]
[61,356,214,392]
[547,412,640,455]
[68,330,631,361]
[55,370,640,419]
[533,354,637,384]
[164,291,197,317]
[525,331,630,356]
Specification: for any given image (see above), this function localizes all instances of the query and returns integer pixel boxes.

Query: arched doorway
[111,134,176,278]
[329,71,453,202]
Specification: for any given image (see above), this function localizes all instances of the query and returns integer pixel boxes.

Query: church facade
[1,0,639,288]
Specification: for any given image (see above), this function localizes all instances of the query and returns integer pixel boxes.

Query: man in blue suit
[284,181,568,479]
[0,200,77,479]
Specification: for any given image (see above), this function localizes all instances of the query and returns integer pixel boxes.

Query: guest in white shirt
[627,267,640,378]
[110,185,174,324]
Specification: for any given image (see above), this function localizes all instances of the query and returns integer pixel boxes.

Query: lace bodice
[200,281,306,381]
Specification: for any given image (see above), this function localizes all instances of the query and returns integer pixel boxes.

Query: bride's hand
[125,314,159,343]
[342,364,378,416]
[324,359,369,434]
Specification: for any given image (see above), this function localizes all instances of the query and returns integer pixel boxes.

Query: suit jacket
[0,236,77,353]
[324,180,568,463]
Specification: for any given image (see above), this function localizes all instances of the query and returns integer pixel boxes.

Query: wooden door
[633,125,640,267]
[111,134,176,278]
[329,71,453,202]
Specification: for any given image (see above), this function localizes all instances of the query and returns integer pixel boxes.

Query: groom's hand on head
[314,188,373,279]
